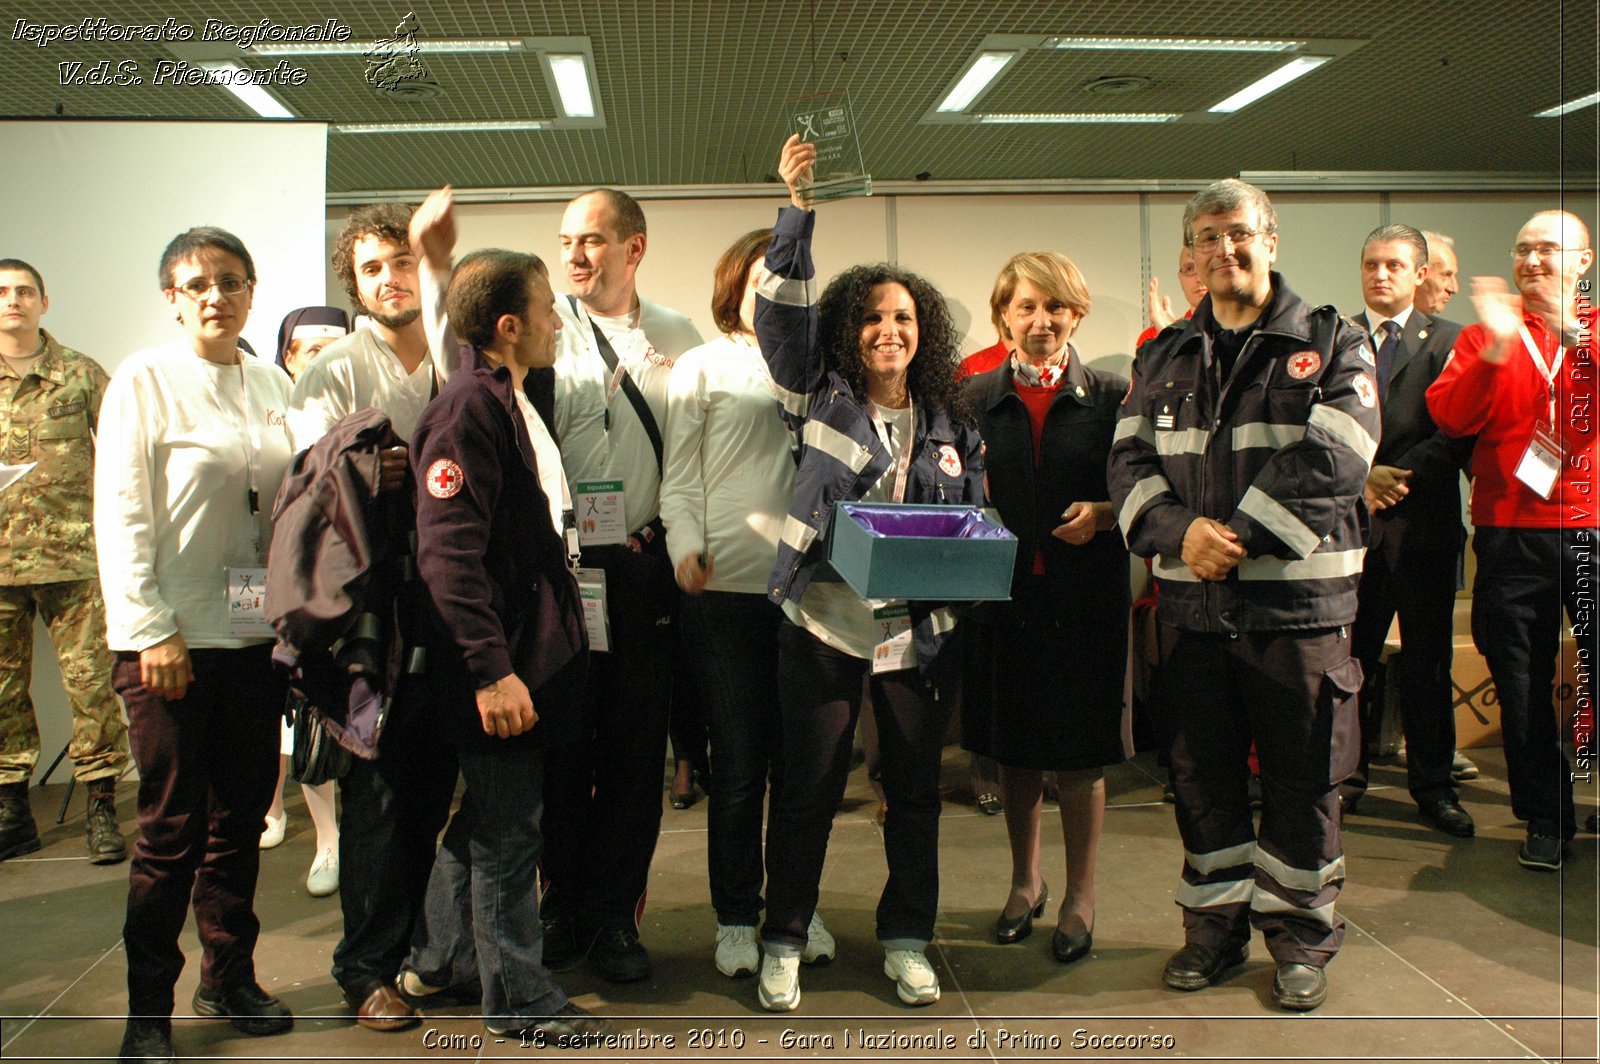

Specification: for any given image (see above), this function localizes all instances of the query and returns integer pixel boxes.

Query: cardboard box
[825,503,1016,601]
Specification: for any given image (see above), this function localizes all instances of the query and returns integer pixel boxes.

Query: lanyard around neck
[1519,324,1565,426]
[870,400,914,504]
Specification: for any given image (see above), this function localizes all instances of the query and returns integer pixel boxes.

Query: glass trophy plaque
[791,92,872,203]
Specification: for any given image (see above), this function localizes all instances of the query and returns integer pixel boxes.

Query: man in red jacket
[1426,209,1597,871]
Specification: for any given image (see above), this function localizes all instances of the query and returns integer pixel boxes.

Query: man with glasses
[0,258,130,865]
[1136,245,1208,349]
[1109,179,1380,1012]
[1427,210,1597,870]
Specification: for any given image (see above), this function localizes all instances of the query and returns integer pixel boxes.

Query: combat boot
[85,777,128,865]
[0,780,42,860]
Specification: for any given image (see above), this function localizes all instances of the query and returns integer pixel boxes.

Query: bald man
[1427,210,1596,871]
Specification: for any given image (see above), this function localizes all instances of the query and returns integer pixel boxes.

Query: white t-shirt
[287,326,438,450]
[660,334,796,594]
[552,296,703,534]
[513,387,572,532]
[95,343,294,650]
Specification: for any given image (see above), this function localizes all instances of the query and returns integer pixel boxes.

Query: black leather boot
[85,777,128,864]
[0,780,41,861]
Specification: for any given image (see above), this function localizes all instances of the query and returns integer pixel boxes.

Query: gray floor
[1,747,1595,1063]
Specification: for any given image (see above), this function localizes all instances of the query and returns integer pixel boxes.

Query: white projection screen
[3,118,328,775]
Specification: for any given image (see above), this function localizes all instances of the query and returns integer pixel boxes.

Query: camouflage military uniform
[0,330,128,785]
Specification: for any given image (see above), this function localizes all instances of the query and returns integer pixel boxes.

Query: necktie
[1376,320,1399,397]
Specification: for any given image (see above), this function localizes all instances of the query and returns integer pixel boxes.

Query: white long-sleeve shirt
[660,334,796,594]
[94,343,293,650]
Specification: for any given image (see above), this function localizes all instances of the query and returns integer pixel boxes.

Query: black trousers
[1161,625,1360,968]
[117,646,282,1016]
[761,621,954,951]
[1471,526,1594,839]
[541,538,675,930]
[331,675,459,998]
[1346,510,1462,805]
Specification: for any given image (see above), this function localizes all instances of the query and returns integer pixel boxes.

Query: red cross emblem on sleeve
[1286,351,1321,379]
[426,458,464,499]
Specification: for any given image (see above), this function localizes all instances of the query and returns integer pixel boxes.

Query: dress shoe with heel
[1051,924,1093,964]
[994,882,1048,944]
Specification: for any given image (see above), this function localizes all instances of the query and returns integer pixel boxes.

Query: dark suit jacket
[1359,307,1471,528]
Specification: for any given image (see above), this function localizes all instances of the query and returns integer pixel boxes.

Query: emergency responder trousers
[1160,625,1361,968]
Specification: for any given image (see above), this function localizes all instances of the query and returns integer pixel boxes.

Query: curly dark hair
[331,202,416,310]
[816,264,969,422]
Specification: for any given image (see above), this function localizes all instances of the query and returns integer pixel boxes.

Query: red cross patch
[426,458,464,499]
[1352,373,1377,408]
[937,444,963,477]
[1286,351,1321,379]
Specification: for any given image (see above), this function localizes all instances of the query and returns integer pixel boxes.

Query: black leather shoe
[1272,962,1328,1010]
[589,926,651,983]
[540,911,587,972]
[192,982,293,1036]
[119,1017,175,1063]
[1418,797,1475,838]
[1050,927,1092,964]
[529,1002,615,1044]
[1162,940,1249,991]
[994,882,1047,944]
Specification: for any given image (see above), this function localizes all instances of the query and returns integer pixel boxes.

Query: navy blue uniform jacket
[411,360,585,748]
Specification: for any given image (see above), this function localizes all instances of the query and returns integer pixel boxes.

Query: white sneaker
[305,846,339,897]
[757,953,800,1011]
[259,811,287,850]
[714,924,760,978]
[883,949,940,1005]
[397,969,446,999]
[801,912,835,964]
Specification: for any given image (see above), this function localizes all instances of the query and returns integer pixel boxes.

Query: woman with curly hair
[753,134,984,1013]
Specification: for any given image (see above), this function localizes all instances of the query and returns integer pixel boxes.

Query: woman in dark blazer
[960,251,1130,964]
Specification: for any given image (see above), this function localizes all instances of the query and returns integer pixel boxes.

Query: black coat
[411,359,585,748]
[963,354,1131,621]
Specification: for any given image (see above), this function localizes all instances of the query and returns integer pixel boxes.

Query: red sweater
[1425,307,1597,528]
[955,339,1008,381]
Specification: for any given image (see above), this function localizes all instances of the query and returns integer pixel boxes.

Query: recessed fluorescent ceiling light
[1051,36,1303,53]
[547,54,595,117]
[937,51,1017,112]
[1534,91,1600,117]
[251,39,524,56]
[979,112,1180,124]
[335,119,551,134]
[1209,55,1331,113]
[198,61,295,118]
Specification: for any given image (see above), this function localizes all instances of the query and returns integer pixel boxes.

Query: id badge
[576,567,612,653]
[870,604,917,674]
[605,361,627,404]
[573,480,627,547]
[225,566,275,638]
[1514,421,1564,500]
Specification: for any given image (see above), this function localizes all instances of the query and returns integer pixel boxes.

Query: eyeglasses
[170,277,252,300]
[1191,227,1267,253]
[1510,244,1590,262]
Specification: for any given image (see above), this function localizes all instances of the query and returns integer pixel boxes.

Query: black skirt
[960,574,1129,771]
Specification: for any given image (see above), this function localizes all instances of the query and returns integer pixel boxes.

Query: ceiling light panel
[1535,92,1600,117]
[197,61,295,119]
[250,39,525,56]
[978,113,1181,124]
[1049,36,1305,53]
[546,54,595,118]
[937,51,1019,113]
[1209,56,1332,113]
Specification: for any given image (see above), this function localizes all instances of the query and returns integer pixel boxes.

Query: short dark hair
[1182,178,1277,247]
[1362,224,1429,266]
[816,263,969,422]
[446,249,548,349]
[157,227,255,289]
[711,229,772,335]
[332,202,416,309]
[0,258,45,297]
[578,188,647,239]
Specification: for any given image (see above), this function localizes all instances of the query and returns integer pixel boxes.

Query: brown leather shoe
[346,984,417,1032]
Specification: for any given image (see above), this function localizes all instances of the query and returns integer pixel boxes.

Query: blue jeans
[406,742,566,1028]
[681,591,784,926]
